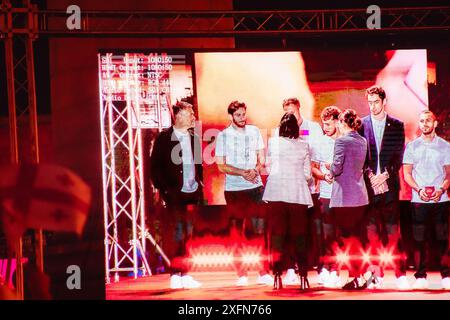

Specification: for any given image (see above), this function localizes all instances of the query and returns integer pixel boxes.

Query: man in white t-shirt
[311,106,342,288]
[215,101,272,286]
[277,97,323,284]
[403,110,450,290]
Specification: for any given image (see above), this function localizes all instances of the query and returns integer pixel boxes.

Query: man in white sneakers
[403,110,450,290]
[311,106,342,288]
[150,101,203,289]
[215,101,273,286]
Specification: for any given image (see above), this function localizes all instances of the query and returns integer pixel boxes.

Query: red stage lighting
[334,250,352,270]
[191,251,234,268]
[377,248,396,269]
[241,251,262,267]
[361,250,372,265]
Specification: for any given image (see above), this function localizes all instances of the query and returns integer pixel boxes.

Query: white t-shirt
[311,134,335,199]
[403,135,450,203]
[215,125,264,191]
[370,113,387,175]
[173,128,198,193]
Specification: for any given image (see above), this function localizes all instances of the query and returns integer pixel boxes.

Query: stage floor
[106,270,450,300]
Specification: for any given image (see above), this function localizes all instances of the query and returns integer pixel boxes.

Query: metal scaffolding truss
[1,5,449,36]
[2,0,42,298]
[99,54,152,283]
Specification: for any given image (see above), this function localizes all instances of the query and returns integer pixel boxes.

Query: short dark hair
[173,100,193,118]
[321,106,342,121]
[419,110,437,121]
[339,108,362,131]
[279,113,299,139]
[282,97,300,108]
[227,101,246,115]
[366,86,386,101]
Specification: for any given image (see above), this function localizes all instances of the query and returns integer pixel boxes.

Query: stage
[106,270,450,300]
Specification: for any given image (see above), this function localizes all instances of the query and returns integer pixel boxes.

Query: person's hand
[324,173,333,184]
[418,189,431,202]
[429,189,444,203]
[370,172,389,188]
[243,169,259,184]
[324,163,331,170]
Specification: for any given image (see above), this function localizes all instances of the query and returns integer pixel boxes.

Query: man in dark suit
[150,100,203,289]
[358,86,408,290]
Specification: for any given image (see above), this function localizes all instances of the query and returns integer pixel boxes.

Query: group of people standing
[150,86,450,291]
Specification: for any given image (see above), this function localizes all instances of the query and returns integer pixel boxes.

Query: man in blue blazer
[358,86,408,290]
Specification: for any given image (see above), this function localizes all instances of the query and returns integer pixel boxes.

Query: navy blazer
[150,126,203,201]
[358,114,405,199]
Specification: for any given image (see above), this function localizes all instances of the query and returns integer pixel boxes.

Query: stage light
[336,252,350,264]
[362,251,371,264]
[191,251,234,268]
[377,248,396,268]
[241,252,262,266]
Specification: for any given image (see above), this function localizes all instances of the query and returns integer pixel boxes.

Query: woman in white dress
[263,113,313,288]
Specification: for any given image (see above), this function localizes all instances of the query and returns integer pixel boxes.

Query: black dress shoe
[342,278,360,290]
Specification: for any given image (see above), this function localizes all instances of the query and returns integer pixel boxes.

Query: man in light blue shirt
[403,110,450,290]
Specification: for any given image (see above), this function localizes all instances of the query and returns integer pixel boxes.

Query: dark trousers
[365,193,406,277]
[308,193,322,268]
[333,206,367,278]
[268,202,309,274]
[412,202,449,279]
[318,198,337,271]
[161,188,202,275]
[224,186,269,277]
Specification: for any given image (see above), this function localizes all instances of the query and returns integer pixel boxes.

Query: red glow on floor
[187,234,265,271]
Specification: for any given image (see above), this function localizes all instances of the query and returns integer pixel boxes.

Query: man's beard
[421,127,433,135]
[233,119,246,128]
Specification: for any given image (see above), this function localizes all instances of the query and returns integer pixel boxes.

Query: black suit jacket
[150,126,203,203]
[358,114,405,200]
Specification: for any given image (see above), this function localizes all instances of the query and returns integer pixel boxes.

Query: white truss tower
[99,53,151,283]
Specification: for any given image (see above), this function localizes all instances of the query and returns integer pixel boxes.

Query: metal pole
[25,36,44,273]
[98,54,112,284]
[5,35,24,300]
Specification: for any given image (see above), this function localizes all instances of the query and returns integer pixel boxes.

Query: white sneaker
[317,268,330,285]
[170,274,183,289]
[181,275,202,289]
[441,277,450,290]
[357,276,367,288]
[412,278,429,290]
[236,276,249,286]
[395,276,410,290]
[283,268,300,285]
[323,271,342,288]
[257,274,274,286]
